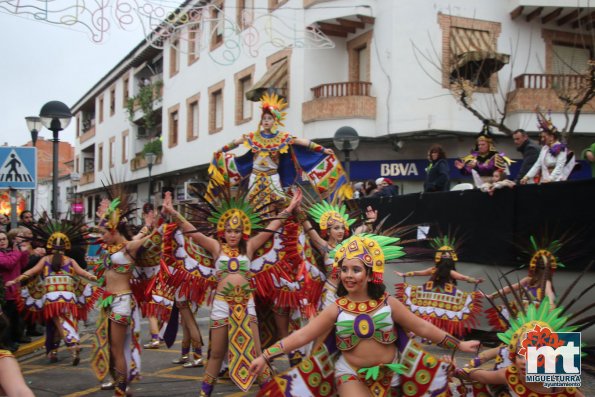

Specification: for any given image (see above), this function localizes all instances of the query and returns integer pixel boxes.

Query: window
[76,116,80,137]
[211,1,224,50]
[348,31,372,82]
[75,156,80,174]
[552,44,591,74]
[269,0,288,11]
[237,0,254,30]
[122,130,129,163]
[168,105,180,147]
[84,158,94,173]
[209,80,225,134]
[123,75,130,106]
[109,137,116,168]
[109,86,116,116]
[186,94,200,141]
[438,14,503,91]
[235,65,255,124]
[98,96,104,123]
[188,21,202,64]
[98,143,104,171]
[170,39,180,77]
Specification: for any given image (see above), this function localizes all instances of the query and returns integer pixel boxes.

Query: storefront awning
[245,58,288,102]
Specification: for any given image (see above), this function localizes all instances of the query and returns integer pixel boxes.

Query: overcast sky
[0,10,147,147]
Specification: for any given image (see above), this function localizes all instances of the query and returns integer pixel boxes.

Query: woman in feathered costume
[161,186,302,396]
[91,197,151,397]
[395,235,483,337]
[6,219,97,365]
[250,233,480,397]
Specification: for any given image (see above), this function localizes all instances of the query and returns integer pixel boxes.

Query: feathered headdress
[429,235,460,263]
[536,109,557,134]
[27,219,88,253]
[176,180,280,241]
[97,176,136,232]
[526,235,565,275]
[331,233,405,284]
[260,91,287,127]
[307,200,356,238]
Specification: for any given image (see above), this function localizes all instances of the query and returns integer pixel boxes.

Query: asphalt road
[14,260,595,396]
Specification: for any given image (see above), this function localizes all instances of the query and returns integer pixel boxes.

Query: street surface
[14,261,595,396]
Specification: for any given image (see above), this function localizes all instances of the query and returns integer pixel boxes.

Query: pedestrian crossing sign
[0,147,37,189]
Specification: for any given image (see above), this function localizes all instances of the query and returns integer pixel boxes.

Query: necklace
[222,244,240,258]
[105,242,126,254]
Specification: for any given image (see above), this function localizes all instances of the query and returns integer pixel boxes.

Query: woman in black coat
[424,144,450,192]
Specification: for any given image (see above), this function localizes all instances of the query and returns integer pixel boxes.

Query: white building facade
[73,0,595,223]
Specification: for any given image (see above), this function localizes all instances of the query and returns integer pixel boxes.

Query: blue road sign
[0,147,37,189]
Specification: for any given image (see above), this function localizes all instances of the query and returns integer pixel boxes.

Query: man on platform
[512,129,540,183]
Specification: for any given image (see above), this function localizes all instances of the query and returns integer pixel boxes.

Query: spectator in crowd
[371,177,399,197]
[582,142,595,178]
[13,227,46,338]
[512,129,540,183]
[0,215,9,233]
[475,168,516,196]
[363,179,378,197]
[18,211,34,229]
[352,182,364,199]
[423,144,450,192]
[521,112,575,184]
[0,231,29,352]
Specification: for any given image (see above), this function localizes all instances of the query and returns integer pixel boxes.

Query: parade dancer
[301,199,377,310]
[250,233,480,397]
[484,235,561,332]
[6,220,97,365]
[91,198,149,397]
[456,300,588,396]
[161,187,302,396]
[395,235,483,337]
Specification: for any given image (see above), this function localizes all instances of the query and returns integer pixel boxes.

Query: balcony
[302,81,376,122]
[130,152,162,171]
[507,73,595,113]
[80,171,95,185]
[79,125,95,144]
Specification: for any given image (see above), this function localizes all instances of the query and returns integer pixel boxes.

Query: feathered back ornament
[260,91,287,127]
[27,219,88,253]
[331,233,405,284]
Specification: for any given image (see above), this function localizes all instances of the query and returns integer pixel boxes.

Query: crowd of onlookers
[350,130,594,198]
[0,211,49,353]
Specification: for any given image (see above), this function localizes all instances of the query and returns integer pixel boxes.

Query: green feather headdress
[330,233,405,284]
[429,235,459,263]
[527,235,565,274]
[308,200,356,236]
[208,196,263,240]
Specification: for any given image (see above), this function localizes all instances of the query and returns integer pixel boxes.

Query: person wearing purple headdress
[521,111,575,184]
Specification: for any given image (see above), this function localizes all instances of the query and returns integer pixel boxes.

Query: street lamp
[39,101,72,219]
[25,116,43,216]
[145,152,157,204]
[333,126,360,178]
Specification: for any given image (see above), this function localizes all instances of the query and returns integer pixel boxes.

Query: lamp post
[145,152,157,204]
[333,126,360,179]
[39,101,72,219]
[25,116,43,216]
